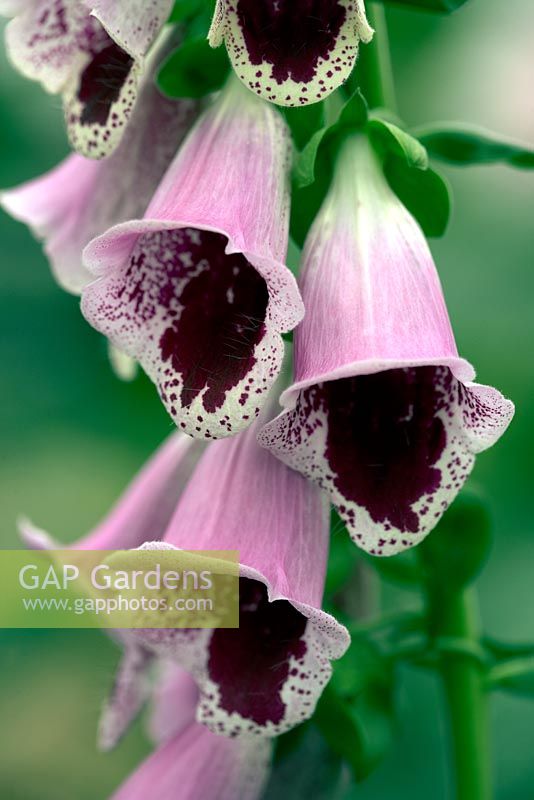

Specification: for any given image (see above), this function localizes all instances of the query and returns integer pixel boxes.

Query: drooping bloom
[81,75,303,439]
[0,0,173,157]
[259,135,514,556]
[104,659,271,800]
[208,0,373,107]
[122,416,349,738]
[1,43,198,293]
[19,432,204,550]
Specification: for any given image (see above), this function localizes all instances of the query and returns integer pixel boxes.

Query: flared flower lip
[131,540,350,735]
[83,218,304,332]
[137,541,350,661]
[1,188,47,232]
[238,562,350,661]
[280,355,476,408]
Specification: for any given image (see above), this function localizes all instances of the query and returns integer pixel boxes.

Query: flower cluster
[2,1,514,798]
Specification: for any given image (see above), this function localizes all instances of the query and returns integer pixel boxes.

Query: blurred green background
[0,1,533,797]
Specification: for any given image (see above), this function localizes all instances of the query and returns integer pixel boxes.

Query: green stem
[427,584,492,800]
[357,2,397,111]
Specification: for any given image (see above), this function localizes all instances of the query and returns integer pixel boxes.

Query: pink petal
[148,664,199,745]
[1,1,173,158]
[81,77,303,438]
[209,0,373,107]
[123,418,349,736]
[287,136,474,397]
[259,136,514,555]
[1,66,198,293]
[110,720,271,800]
[19,432,204,550]
[99,645,153,751]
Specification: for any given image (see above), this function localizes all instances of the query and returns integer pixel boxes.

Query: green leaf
[488,656,534,697]
[367,116,450,237]
[293,127,329,188]
[483,636,534,662]
[385,159,451,237]
[419,491,492,589]
[315,639,395,781]
[336,90,369,130]
[317,686,394,782]
[415,124,534,168]
[368,118,428,170]
[157,37,230,98]
[291,101,449,245]
[289,179,329,248]
[379,0,470,12]
[293,91,368,188]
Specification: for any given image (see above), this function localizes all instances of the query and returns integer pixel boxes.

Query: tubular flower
[0,0,173,157]
[104,661,271,800]
[259,136,514,556]
[1,56,198,293]
[125,417,350,738]
[19,432,204,551]
[81,76,303,439]
[208,0,373,107]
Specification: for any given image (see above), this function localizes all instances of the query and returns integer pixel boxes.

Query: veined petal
[81,77,303,438]
[19,433,204,551]
[1,62,198,293]
[288,135,474,393]
[209,0,373,106]
[103,656,270,800]
[121,418,349,736]
[85,0,174,60]
[110,718,271,800]
[1,155,98,292]
[259,135,514,555]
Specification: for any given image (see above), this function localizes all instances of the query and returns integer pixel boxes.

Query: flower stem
[357,2,397,111]
[426,582,492,800]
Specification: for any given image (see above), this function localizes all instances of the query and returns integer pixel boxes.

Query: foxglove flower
[259,135,514,556]
[1,47,197,293]
[125,417,349,738]
[0,0,173,157]
[19,432,204,550]
[105,660,271,800]
[81,76,303,439]
[209,0,373,106]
